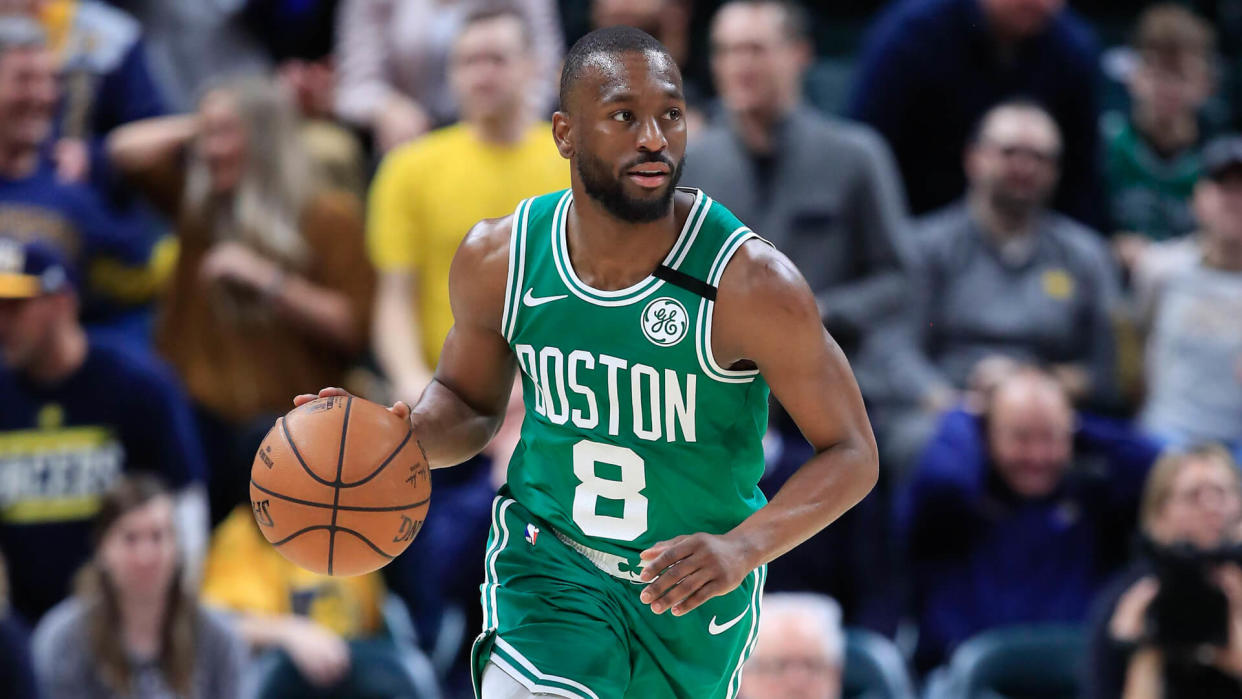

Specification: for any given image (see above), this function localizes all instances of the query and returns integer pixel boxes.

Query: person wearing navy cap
[1133,134,1242,464]
[0,238,208,625]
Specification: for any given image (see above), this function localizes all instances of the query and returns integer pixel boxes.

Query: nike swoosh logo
[523,289,568,307]
[707,608,748,635]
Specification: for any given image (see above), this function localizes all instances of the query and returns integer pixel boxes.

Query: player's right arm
[298,216,517,469]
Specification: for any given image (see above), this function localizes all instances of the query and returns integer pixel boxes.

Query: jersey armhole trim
[501,199,533,342]
[696,228,764,384]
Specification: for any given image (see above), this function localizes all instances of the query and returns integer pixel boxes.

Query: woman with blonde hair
[32,474,245,698]
[108,76,376,525]
[1086,445,1242,698]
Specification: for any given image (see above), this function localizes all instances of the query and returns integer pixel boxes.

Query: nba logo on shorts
[641,297,688,347]
[525,523,540,546]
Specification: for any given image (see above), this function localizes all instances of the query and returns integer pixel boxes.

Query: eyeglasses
[979,140,1060,165]
[1170,483,1241,508]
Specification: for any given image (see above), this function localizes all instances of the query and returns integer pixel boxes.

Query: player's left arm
[639,240,879,615]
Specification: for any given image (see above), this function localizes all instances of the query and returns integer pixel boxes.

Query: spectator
[0,0,167,185]
[587,0,704,123]
[104,0,270,112]
[107,77,374,526]
[897,368,1160,673]
[848,0,1104,228]
[334,0,563,152]
[1106,4,1217,274]
[1086,445,1242,699]
[241,0,339,65]
[1133,135,1242,464]
[0,553,39,699]
[370,6,567,403]
[366,5,567,679]
[201,504,435,698]
[685,0,908,363]
[876,101,1120,469]
[682,0,905,634]
[0,17,171,329]
[739,593,844,699]
[0,238,207,624]
[32,475,245,699]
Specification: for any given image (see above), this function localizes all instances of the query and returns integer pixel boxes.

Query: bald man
[897,368,1160,672]
[873,100,1121,475]
[739,593,844,699]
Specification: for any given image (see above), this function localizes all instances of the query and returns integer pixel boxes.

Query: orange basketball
[249,395,430,576]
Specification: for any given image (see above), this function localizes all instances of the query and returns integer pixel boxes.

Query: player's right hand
[294,387,411,421]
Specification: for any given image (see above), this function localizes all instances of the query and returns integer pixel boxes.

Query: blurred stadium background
[2,0,1242,697]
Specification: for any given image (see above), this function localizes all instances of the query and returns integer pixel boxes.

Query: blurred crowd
[0,0,1241,697]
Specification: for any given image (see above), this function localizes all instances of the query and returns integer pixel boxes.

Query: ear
[552,111,574,159]
[963,143,980,180]
[792,39,814,72]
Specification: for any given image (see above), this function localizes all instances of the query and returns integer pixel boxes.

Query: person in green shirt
[1105,4,1216,273]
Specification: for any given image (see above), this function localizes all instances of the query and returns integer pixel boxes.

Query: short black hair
[559,26,676,111]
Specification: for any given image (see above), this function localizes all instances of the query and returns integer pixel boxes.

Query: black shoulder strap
[653,264,717,301]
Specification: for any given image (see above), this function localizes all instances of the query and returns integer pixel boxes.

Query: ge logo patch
[641,297,688,347]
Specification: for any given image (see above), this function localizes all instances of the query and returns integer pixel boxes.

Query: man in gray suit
[683,0,907,634]
[683,0,909,363]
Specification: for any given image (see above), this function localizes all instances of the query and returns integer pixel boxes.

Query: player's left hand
[638,532,754,616]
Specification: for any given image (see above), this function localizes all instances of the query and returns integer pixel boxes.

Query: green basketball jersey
[499,187,770,574]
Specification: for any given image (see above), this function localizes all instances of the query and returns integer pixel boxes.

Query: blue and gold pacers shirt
[0,159,172,323]
[0,339,204,624]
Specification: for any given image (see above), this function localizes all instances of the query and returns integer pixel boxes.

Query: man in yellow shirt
[365,8,567,688]
[368,5,569,400]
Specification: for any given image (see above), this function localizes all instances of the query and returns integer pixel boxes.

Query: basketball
[249,395,431,577]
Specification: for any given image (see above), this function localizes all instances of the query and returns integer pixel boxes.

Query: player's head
[0,238,79,373]
[1141,444,1242,550]
[741,593,844,699]
[985,368,1074,499]
[553,26,687,223]
[450,4,536,126]
[0,16,56,154]
[965,100,1062,219]
[710,0,812,119]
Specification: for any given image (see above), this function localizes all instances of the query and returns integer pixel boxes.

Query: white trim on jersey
[695,227,764,384]
[502,199,534,342]
[549,189,709,307]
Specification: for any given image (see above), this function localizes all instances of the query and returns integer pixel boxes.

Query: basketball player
[298,27,878,698]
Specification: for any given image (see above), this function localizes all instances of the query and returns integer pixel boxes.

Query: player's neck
[565,191,682,291]
[27,321,87,383]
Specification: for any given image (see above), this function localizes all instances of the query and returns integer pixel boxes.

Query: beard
[576,150,685,223]
[988,181,1049,220]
